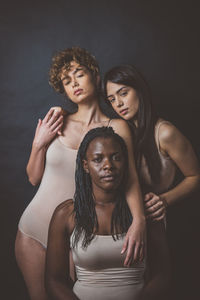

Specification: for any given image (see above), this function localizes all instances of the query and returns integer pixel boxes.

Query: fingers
[52,122,63,134]
[133,242,140,262]
[139,242,145,262]
[144,192,154,202]
[144,193,160,207]
[50,115,63,131]
[43,108,55,123]
[144,192,166,222]
[123,241,135,267]
[147,206,165,217]
[121,236,128,255]
[145,199,163,213]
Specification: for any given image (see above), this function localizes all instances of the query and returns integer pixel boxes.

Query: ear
[82,159,89,173]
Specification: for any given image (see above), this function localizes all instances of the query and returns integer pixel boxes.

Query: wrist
[160,194,168,208]
[32,141,47,151]
[132,215,146,225]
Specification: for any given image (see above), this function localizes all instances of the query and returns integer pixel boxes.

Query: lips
[101,174,116,182]
[74,89,83,95]
[120,108,128,115]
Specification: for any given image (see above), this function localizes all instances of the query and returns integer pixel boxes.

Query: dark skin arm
[45,200,79,300]
[140,221,171,300]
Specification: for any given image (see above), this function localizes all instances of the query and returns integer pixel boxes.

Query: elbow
[27,176,40,186]
[26,168,41,186]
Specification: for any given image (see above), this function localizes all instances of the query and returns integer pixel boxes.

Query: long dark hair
[103,65,161,189]
[72,127,132,248]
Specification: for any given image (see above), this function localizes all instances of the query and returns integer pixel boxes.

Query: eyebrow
[93,151,120,155]
[61,67,84,81]
[107,86,127,98]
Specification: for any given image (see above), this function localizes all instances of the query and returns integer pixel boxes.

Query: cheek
[129,96,139,111]
[63,86,71,97]
[88,166,100,179]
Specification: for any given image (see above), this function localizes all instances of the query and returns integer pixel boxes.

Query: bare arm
[45,200,79,300]
[160,122,200,205]
[27,108,63,185]
[141,221,171,300]
[111,119,146,265]
[145,122,200,220]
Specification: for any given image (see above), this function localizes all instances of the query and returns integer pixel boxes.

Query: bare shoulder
[54,199,74,217]
[110,118,131,137]
[157,119,185,145]
[51,199,75,235]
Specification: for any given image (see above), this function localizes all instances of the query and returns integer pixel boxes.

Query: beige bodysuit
[18,120,175,248]
[18,136,78,247]
[140,120,176,194]
[71,231,145,300]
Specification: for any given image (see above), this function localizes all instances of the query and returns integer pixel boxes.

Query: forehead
[86,137,122,155]
[60,61,86,79]
[106,81,126,95]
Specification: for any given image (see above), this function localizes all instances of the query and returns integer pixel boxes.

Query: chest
[71,233,126,270]
[61,118,110,149]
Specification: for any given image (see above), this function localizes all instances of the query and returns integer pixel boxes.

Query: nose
[116,97,124,107]
[103,158,113,170]
[72,78,79,88]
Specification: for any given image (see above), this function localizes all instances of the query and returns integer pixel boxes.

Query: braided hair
[72,126,132,248]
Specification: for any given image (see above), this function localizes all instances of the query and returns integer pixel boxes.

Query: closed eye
[64,80,70,85]
[76,71,84,78]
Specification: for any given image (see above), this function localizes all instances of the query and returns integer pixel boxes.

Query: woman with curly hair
[15,48,146,299]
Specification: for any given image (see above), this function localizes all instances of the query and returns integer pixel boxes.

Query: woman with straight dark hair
[45,127,170,300]
[103,64,200,220]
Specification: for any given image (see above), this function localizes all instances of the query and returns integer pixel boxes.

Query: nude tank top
[140,121,176,194]
[18,137,78,247]
[70,231,145,300]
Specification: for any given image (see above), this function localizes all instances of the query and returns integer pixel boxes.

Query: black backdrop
[1,1,200,299]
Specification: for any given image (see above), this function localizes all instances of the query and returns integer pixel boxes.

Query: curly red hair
[49,47,100,94]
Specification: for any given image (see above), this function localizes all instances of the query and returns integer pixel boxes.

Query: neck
[130,116,138,127]
[73,96,106,126]
[92,186,117,206]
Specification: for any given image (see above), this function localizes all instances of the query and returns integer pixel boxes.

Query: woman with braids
[15,48,146,299]
[45,127,170,300]
[103,64,200,221]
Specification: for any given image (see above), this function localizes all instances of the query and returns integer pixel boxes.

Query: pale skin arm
[45,200,79,300]
[145,122,200,221]
[26,108,63,185]
[140,221,171,300]
[111,119,146,265]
